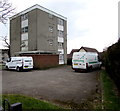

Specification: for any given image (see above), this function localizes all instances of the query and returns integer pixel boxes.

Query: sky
[0,0,119,53]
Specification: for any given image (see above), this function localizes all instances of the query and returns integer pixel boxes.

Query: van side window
[12,60,21,62]
[25,60,32,62]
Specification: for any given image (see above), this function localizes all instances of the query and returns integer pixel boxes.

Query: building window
[58,30,64,37]
[49,26,53,32]
[25,27,28,32]
[48,39,53,46]
[21,13,28,21]
[21,40,28,47]
[59,54,64,61]
[58,42,63,49]
[21,40,28,51]
[21,26,28,33]
[58,18,64,26]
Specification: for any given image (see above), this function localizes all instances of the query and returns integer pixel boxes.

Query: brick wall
[21,54,59,69]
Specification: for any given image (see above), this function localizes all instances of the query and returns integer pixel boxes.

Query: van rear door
[72,52,86,69]
[23,57,33,69]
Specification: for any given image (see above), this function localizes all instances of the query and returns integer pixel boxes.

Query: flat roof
[15,50,60,55]
[10,4,67,21]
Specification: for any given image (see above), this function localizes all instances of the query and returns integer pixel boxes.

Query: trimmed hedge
[102,40,120,90]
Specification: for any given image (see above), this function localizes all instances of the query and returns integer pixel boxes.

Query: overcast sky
[0,0,119,53]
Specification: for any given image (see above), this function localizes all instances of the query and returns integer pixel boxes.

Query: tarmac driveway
[2,65,100,104]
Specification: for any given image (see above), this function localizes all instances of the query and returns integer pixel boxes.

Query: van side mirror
[7,59,9,62]
[7,58,11,62]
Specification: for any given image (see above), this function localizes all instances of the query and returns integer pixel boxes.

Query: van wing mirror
[7,59,9,62]
[7,58,11,62]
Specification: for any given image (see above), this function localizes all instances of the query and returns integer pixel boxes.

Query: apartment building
[10,4,67,64]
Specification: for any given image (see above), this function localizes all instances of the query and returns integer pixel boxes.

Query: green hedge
[102,40,120,90]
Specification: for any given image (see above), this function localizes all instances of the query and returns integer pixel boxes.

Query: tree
[1,36,9,47]
[0,0,15,57]
[0,0,15,24]
[0,36,10,57]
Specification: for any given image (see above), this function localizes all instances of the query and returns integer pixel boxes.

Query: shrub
[102,40,120,90]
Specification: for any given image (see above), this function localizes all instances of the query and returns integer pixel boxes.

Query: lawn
[2,94,66,111]
[100,70,120,110]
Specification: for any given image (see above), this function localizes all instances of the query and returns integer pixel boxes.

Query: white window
[21,40,28,47]
[58,30,64,37]
[21,46,28,51]
[58,18,64,26]
[21,33,28,41]
[58,42,63,49]
[48,39,53,46]
[57,24,64,31]
[59,54,64,61]
[21,13,28,21]
[21,40,28,51]
[49,26,53,32]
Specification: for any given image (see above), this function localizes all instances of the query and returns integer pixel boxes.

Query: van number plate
[74,63,78,65]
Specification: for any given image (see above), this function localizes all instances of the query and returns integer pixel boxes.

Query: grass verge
[100,70,120,110]
[2,94,66,111]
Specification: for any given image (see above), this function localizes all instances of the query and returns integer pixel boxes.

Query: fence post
[3,99,10,111]
[3,99,22,111]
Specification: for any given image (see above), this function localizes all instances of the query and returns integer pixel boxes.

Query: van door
[7,58,16,69]
[23,58,33,69]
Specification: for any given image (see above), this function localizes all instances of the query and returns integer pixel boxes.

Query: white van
[72,52,101,71]
[5,57,33,71]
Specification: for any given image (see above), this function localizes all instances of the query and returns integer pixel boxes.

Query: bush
[102,40,120,90]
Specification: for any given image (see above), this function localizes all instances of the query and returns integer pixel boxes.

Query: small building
[79,46,99,53]
[20,52,59,69]
[67,47,99,65]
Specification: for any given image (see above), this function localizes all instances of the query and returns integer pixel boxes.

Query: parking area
[2,65,100,104]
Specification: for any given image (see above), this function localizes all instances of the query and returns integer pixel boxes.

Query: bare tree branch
[0,0,15,24]
[0,36,10,48]
[0,36,11,57]
[0,0,15,57]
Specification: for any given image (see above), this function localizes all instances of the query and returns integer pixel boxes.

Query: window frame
[49,26,53,32]
[21,26,28,34]
[58,18,64,26]
[58,30,64,37]
[21,13,28,21]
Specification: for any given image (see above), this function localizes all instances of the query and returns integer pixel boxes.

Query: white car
[6,56,33,71]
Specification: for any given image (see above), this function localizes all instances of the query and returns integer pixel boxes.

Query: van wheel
[6,66,8,70]
[16,67,20,72]
[90,66,93,71]
[99,65,102,70]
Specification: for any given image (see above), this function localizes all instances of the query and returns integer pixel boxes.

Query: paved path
[2,65,100,104]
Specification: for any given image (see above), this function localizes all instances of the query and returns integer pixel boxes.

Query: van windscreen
[25,60,32,62]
